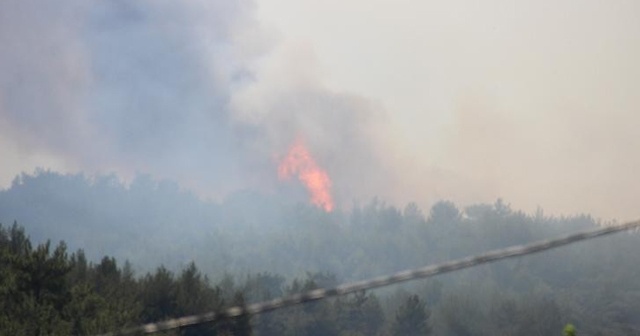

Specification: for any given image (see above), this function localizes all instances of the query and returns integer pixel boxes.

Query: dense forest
[1,170,640,335]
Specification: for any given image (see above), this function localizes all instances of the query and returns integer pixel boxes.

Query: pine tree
[391,295,430,336]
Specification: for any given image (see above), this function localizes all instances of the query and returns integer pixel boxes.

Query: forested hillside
[1,170,639,335]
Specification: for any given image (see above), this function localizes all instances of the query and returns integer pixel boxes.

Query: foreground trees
[0,223,392,335]
[391,295,430,336]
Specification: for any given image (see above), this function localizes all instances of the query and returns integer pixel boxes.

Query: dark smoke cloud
[0,1,257,195]
[0,1,388,205]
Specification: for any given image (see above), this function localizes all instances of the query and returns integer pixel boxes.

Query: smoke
[251,0,640,220]
[437,90,640,221]
[415,1,640,221]
[0,0,389,205]
[5,1,637,219]
[0,1,251,190]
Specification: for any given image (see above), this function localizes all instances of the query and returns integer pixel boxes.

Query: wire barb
[98,219,640,336]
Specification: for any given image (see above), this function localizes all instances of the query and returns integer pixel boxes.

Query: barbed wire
[99,219,640,336]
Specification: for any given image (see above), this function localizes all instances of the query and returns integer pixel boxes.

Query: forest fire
[278,138,334,212]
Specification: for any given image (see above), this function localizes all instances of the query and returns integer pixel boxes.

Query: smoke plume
[0,0,388,206]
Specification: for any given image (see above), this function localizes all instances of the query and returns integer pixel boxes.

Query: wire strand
[99,219,640,335]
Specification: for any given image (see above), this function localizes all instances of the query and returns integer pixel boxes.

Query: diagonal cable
[99,219,640,335]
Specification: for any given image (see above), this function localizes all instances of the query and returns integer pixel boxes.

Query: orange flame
[278,139,334,212]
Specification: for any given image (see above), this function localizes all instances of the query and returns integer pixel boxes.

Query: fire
[278,138,334,212]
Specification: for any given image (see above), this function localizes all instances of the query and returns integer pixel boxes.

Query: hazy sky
[1,0,639,220]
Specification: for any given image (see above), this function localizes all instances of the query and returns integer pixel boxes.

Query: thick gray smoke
[0,1,388,205]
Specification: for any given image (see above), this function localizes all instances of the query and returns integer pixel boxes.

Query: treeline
[0,223,429,335]
[0,170,617,278]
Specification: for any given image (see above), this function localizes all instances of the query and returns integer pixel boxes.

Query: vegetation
[1,170,639,335]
